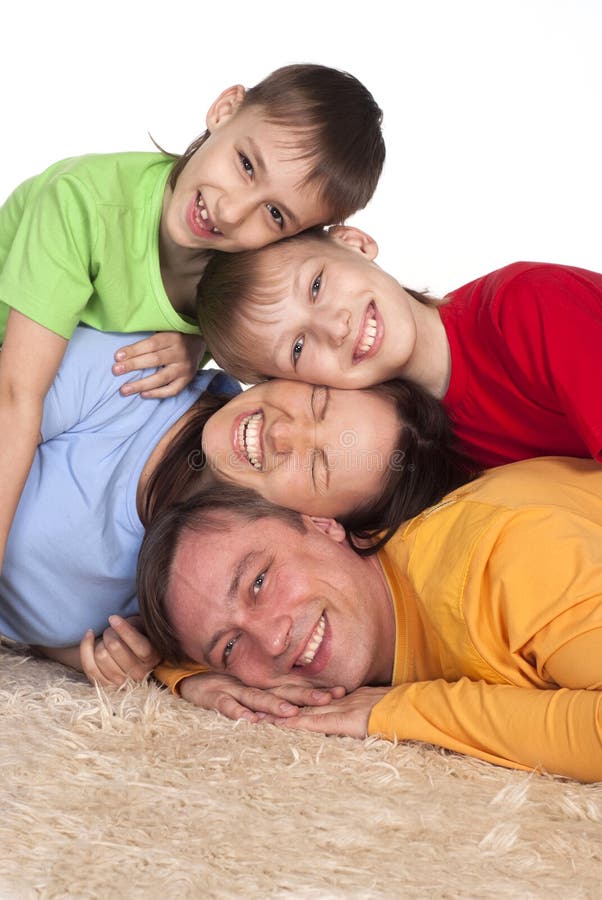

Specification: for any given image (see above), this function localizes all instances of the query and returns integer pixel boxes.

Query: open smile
[234,410,264,470]
[352,302,382,363]
[293,612,330,675]
[186,191,223,239]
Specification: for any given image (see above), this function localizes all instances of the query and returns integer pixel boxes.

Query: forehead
[167,515,298,615]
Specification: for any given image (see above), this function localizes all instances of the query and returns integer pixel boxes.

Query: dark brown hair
[167,63,385,224]
[137,484,307,664]
[340,379,478,555]
[140,389,232,527]
[196,228,441,383]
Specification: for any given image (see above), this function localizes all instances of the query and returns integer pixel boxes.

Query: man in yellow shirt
[139,456,602,783]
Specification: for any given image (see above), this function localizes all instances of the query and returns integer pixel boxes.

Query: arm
[112,333,208,398]
[0,310,67,573]
[276,678,602,782]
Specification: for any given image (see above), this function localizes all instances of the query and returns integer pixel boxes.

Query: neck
[366,553,397,684]
[159,187,212,317]
[400,299,451,399]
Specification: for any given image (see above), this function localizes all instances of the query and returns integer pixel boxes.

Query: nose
[216,191,255,226]
[320,308,351,347]
[251,612,294,660]
[266,415,313,456]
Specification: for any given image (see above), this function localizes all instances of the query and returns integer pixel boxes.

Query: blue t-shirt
[0,326,240,646]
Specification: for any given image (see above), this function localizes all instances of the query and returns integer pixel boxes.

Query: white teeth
[298,615,326,666]
[238,412,263,470]
[357,311,377,356]
[200,207,208,221]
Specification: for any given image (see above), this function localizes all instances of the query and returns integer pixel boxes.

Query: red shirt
[440,261,602,468]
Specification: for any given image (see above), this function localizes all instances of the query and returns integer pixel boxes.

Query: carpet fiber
[1,644,601,899]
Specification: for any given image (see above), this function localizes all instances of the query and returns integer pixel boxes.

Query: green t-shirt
[0,152,200,341]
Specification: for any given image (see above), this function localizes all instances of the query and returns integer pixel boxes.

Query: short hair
[137,484,307,665]
[168,63,385,225]
[196,229,440,384]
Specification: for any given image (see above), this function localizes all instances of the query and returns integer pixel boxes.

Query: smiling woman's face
[201,380,401,518]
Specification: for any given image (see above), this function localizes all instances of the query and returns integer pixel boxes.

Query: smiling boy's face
[227,229,420,389]
[162,88,331,256]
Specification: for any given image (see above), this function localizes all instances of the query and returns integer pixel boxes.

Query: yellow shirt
[158,457,602,781]
[370,456,602,781]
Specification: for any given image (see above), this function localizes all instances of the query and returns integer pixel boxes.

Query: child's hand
[112,333,207,399]
[79,615,161,687]
[179,672,346,722]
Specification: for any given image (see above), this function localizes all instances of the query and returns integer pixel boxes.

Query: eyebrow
[271,260,317,372]
[204,550,261,663]
[246,136,300,229]
[311,387,331,493]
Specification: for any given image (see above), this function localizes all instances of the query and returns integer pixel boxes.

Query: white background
[2,0,600,295]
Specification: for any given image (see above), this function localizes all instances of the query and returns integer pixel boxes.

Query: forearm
[369,678,602,782]
[33,644,83,672]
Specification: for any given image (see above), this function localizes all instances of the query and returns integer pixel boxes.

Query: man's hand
[271,686,392,738]
[80,615,161,687]
[112,333,207,398]
[179,672,346,723]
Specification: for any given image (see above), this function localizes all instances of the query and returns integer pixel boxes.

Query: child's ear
[303,515,347,543]
[328,225,378,262]
[206,85,246,132]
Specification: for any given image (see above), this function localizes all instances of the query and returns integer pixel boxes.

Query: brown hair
[140,388,232,527]
[137,484,307,664]
[340,379,478,555]
[196,228,441,384]
[167,63,385,225]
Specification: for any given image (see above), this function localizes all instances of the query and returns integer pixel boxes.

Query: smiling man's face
[166,512,395,693]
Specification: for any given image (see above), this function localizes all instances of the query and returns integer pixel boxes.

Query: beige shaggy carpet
[1,643,601,899]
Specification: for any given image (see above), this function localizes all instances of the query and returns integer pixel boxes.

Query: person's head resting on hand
[138,482,396,692]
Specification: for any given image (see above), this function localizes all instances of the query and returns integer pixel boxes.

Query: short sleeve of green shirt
[0,153,200,342]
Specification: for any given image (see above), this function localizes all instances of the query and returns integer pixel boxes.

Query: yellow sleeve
[368,678,602,782]
[154,660,209,694]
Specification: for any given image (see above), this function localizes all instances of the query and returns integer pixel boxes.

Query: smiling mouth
[238,411,264,469]
[295,614,326,667]
[194,192,222,235]
[353,302,378,362]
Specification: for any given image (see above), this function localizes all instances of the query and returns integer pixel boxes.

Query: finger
[225,685,303,718]
[139,378,191,399]
[107,615,159,665]
[80,631,122,688]
[273,710,345,734]
[99,629,155,682]
[269,684,345,707]
[114,334,174,362]
[119,368,185,397]
[212,692,266,723]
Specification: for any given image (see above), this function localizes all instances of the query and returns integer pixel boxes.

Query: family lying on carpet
[1,64,601,783]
